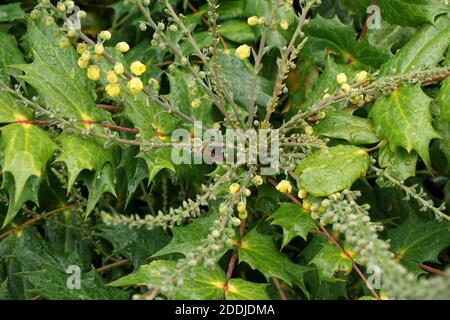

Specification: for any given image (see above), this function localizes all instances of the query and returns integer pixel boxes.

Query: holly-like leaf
[388,216,450,276]
[0,123,56,226]
[217,53,274,108]
[0,3,25,22]
[153,213,229,260]
[302,15,392,68]
[0,227,127,300]
[219,20,256,43]
[378,144,418,182]
[55,134,116,192]
[225,279,270,300]
[0,31,25,78]
[314,110,380,145]
[370,84,440,168]
[238,228,311,293]
[270,203,316,248]
[0,91,31,124]
[80,163,117,217]
[97,223,170,269]
[376,0,449,27]
[309,241,353,282]
[110,260,226,300]
[379,17,450,76]
[295,145,369,197]
[14,19,109,121]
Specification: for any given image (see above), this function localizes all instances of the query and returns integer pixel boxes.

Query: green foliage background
[0,0,449,300]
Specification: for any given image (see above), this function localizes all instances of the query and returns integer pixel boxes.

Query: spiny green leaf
[0,227,127,300]
[0,91,31,124]
[55,134,115,192]
[270,203,316,247]
[153,213,229,260]
[238,228,311,292]
[379,17,450,76]
[97,223,170,269]
[226,279,270,300]
[370,84,440,168]
[219,20,256,43]
[0,31,25,78]
[302,15,392,68]
[110,260,226,300]
[309,241,353,282]
[80,163,117,217]
[314,110,380,145]
[14,19,109,121]
[378,144,418,182]
[0,124,56,226]
[0,3,25,22]
[388,215,450,277]
[217,53,274,108]
[376,0,449,27]
[295,145,369,197]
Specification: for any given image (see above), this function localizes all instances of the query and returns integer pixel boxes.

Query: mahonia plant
[0,0,449,301]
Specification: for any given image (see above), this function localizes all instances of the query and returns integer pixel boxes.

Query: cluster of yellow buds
[336,73,350,93]
[247,16,266,27]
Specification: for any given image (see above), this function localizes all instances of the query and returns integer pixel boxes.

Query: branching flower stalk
[246,0,280,127]
[371,165,449,221]
[102,167,235,230]
[281,66,450,134]
[262,0,315,127]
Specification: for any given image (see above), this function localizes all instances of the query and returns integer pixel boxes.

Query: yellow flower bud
[148,78,160,90]
[255,175,263,186]
[127,77,144,95]
[237,202,246,213]
[57,3,66,12]
[81,50,91,61]
[305,125,314,136]
[280,20,289,30]
[106,71,118,84]
[113,63,124,75]
[94,43,105,55]
[229,183,240,195]
[336,73,347,85]
[87,65,101,81]
[59,37,70,49]
[105,83,121,97]
[247,16,259,27]
[191,98,201,109]
[67,28,77,38]
[323,93,331,100]
[355,71,368,84]
[298,189,307,199]
[130,61,147,76]
[235,44,251,60]
[276,180,292,194]
[116,41,130,53]
[303,199,312,211]
[65,1,75,9]
[243,189,251,197]
[77,43,87,54]
[341,83,351,93]
[99,30,112,41]
[239,210,248,220]
[77,57,89,69]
